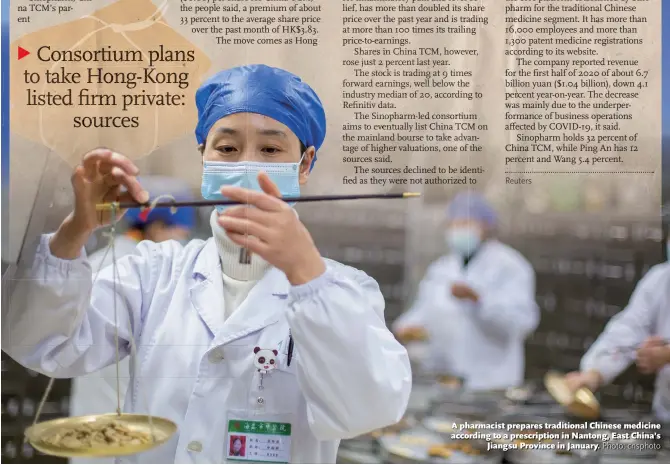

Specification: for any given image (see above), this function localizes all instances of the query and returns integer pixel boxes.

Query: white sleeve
[580,266,664,383]
[287,264,412,441]
[470,261,539,338]
[392,263,441,332]
[2,234,161,378]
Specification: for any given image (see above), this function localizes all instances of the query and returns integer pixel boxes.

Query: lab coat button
[257,397,264,405]
[208,349,224,363]
[187,441,202,452]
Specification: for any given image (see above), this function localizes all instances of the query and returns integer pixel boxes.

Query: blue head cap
[124,176,196,230]
[446,191,497,228]
[194,64,327,171]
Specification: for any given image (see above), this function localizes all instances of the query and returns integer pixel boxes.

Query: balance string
[147,194,178,215]
[111,204,122,416]
[27,378,55,443]
[109,204,156,440]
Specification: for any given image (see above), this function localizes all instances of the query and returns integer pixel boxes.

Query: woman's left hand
[451,283,479,302]
[636,337,670,375]
[218,172,326,285]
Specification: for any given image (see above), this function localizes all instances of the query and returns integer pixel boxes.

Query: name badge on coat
[226,414,293,464]
[225,345,295,463]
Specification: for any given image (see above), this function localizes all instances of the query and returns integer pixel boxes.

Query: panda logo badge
[253,347,278,392]
[253,347,278,374]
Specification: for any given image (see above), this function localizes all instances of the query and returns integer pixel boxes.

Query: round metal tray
[24,414,177,458]
[379,429,502,464]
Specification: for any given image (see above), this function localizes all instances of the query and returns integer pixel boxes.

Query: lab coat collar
[455,239,494,270]
[191,238,221,281]
[190,238,289,347]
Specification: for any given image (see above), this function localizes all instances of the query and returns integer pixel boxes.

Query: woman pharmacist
[2,64,412,463]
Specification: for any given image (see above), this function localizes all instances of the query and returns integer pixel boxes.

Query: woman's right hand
[50,148,149,259]
[70,148,148,231]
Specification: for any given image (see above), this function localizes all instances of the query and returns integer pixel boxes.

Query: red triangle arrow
[18,47,30,60]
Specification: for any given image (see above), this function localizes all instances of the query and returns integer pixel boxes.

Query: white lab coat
[394,240,539,390]
[581,262,670,422]
[3,234,411,464]
[69,235,140,464]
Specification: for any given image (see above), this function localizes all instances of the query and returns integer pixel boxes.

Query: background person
[565,209,670,422]
[394,191,539,390]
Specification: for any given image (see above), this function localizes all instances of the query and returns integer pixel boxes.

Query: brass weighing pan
[544,371,600,420]
[24,413,177,458]
[21,211,180,459]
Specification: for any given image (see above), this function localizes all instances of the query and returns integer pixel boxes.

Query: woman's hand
[217,172,326,285]
[49,148,148,259]
[636,337,670,374]
[451,283,479,302]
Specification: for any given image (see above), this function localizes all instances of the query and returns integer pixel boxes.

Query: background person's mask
[201,158,303,213]
[445,227,482,257]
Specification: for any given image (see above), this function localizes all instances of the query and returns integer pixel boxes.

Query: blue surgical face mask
[201,156,304,213]
[445,227,482,257]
